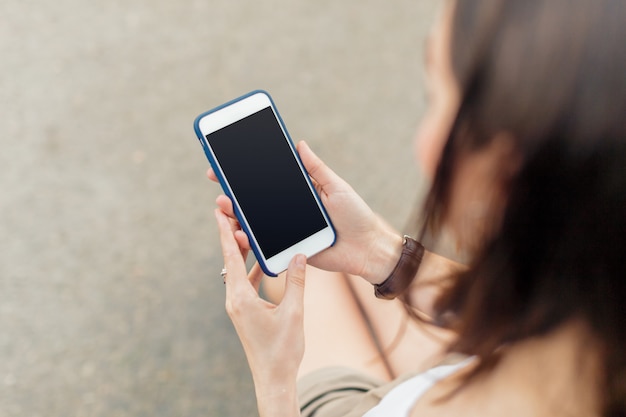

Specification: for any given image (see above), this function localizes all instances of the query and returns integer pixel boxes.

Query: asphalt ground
[1,0,439,415]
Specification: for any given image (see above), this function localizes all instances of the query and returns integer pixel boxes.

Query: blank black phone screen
[207,107,328,258]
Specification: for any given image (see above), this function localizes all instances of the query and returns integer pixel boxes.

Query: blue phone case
[193,90,336,277]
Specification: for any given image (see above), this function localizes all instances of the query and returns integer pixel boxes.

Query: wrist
[361,222,405,285]
[374,236,425,299]
[254,379,300,417]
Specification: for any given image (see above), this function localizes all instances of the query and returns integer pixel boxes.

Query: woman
[211,0,626,416]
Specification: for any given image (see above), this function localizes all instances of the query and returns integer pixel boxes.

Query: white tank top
[363,358,473,417]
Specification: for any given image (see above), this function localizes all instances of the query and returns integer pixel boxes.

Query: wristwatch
[373,235,425,300]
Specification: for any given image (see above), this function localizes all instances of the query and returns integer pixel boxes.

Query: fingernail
[295,254,306,267]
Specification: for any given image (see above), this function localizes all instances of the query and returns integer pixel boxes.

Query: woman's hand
[295,141,403,283]
[215,208,304,417]
[208,141,403,284]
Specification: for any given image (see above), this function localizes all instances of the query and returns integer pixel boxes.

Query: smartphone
[194,90,336,276]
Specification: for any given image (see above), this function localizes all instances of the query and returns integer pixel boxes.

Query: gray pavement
[1,0,439,415]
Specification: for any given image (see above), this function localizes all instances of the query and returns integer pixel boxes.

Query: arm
[215,209,304,417]
[254,384,300,417]
[291,141,466,300]
[210,142,461,416]
[210,140,463,294]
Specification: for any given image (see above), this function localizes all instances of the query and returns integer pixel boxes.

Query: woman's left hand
[215,208,306,416]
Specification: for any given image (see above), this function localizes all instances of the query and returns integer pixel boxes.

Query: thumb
[298,141,344,192]
[280,254,307,312]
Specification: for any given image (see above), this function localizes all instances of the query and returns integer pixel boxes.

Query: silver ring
[220,268,227,281]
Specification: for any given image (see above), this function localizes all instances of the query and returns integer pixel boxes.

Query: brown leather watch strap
[374,236,425,300]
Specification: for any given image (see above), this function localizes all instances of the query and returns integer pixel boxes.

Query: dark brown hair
[413,1,626,415]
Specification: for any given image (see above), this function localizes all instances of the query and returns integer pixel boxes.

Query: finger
[226,216,249,260]
[234,229,252,252]
[216,195,236,219]
[226,212,240,233]
[215,209,250,293]
[207,168,219,182]
[222,212,251,268]
[248,262,264,293]
[279,254,307,313]
[216,196,251,252]
[297,141,344,192]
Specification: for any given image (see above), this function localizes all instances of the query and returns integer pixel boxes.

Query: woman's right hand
[294,141,404,283]
[208,141,404,284]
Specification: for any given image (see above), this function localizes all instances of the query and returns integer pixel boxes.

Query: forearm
[359,218,405,285]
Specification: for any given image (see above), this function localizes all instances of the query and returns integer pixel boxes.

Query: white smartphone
[194,90,336,276]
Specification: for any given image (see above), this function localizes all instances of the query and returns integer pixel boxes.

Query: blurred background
[1,0,439,415]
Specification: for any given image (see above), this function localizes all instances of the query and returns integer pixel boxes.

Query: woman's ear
[488,132,522,178]
[446,131,521,255]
